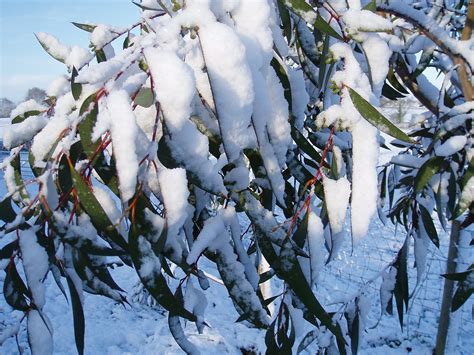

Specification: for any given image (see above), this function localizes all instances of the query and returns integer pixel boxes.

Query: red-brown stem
[287,126,335,237]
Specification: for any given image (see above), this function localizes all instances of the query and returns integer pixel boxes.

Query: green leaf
[454,159,474,217]
[284,0,315,18]
[296,22,320,67]
[350,312,360,355]
[318,35,330,90]
[270,57,292,111]
[414,157,444,194]
[314,14,343,40]
[68,162,128,251]
[292,212,309,248]
[347,87,414,143]
[442,266,473,281]
[0,197,16,223]
[95,49,107,63]
[363,0,376,11]
[278,239,347,353]
[259,270,275,284]
[419,204,439,248]
[393,238,408,329]
[387,66,409,94]
[78,93,100,158]
[291,128,323,163]
[435,178,447,231]
[215,245,269,329]
[71,67,82,101]
[276,0,292,42]
[0,241,17,260]
[11,110,42,124]
[72,22,96,32]
[158,136,180,169]
[66,276,85,355]
[382,82,406,100]
[35,33,66,64]
[452,279,473,312]
[132,0,160,11]
[4,262,30,311]
[129,222,196,321]
[297,330,317,353]
[134,87,155,108]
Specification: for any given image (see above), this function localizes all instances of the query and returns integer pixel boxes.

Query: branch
[377,2,473,101]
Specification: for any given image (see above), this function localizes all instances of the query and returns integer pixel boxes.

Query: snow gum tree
[0,0,472,354]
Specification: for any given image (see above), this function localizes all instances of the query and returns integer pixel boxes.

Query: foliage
[0,0,472,354]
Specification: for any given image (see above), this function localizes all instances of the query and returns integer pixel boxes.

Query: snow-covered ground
[0,131,472,354]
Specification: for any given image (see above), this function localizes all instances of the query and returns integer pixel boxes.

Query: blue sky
[1,0,138,101]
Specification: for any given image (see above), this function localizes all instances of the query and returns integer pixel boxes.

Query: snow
[198,21,255,162]
[90,24,125,50]
[27,310,53,355]
[391,155,428,168]
[46,75,70,97]
[288,67,309,129]
[19,228,50,309]
[37,170,59,211]
[2,114,48,150]
[10,99,44,119]
[145,47,225,194]
[434,135,467,157]
[30,115,71,164]
[2,1,473,354]
[323,176,351,235]
[104,90,140,202]
[93,186,126,236]
[35,32,93,69]
[379,1,474,71]
[158,167,190,241]
[350,121,379,240]
[307,211,325,284]
[187,214,224,265]
[343,9,394,33]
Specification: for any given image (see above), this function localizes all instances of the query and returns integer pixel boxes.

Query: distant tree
[25,87,46,103]
[0,98,15,117]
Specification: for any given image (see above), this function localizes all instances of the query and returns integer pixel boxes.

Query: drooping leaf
[0,197,16,223]
[414,156,444,194]
[71,67,82,101]
[393,238,408,329]
[349,312,360,355]
[276,0,292,43]
[134,87,155,108]
[297,329,317,353]
[382,82,406,100]
[66,276,85,355]
[419,204,439,248]
[452,282,473,312]
[129,216,196,321]
[271,57,292,110]
[35,33,66,64]
[68,161,128,251]
[95,49,107,63]
[72,22,96,32]
[348,87,414,143]
[314,14,344,40]
[4,262,30,311]
[284,0,315,19]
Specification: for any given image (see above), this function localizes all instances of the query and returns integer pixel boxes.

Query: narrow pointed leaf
[347,87,414,143]
[414,157,444,194]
